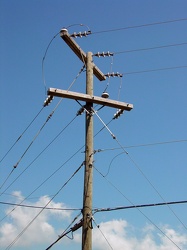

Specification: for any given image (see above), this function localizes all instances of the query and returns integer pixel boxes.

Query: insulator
[43,95,54,107]
[113,109,124,119]
[101,92,109,98]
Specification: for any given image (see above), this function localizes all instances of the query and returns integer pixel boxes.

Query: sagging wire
[4,161,84,250]
[93,166,182,250]
[0,201,81,211]
[46,213,82,250]
[92,109,187,233]
[0,107,44,165]
[42,31,60,96]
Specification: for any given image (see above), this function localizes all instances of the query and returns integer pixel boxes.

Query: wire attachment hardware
[43,95,54,107]
[70,30,91,38]
[77,106,85,116]
[113,109,124,119]
[105,72,123,78]
[94,51,114,57]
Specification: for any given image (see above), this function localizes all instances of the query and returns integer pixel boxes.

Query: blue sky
[0,1,187,249]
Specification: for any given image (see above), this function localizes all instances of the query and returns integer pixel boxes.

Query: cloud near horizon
[0,191,187,250]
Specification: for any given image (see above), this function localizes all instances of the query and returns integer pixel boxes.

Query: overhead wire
[4,161,84,250]
[0,107,44,164]
[0,65,85,195]
[0,201,81,211]
[0,114,79,198]
[91,108,187,232]
[113,41,187,55]
[92,216,114,250]
[95,138,187,152]
[45,212,82,250]
[93,166,182,250]
[123,65,187,75]
[42,31,60,96]
[93,200,187,213]
[91,18,187,35]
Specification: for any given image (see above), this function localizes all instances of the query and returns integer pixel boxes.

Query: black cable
[92,109,187,232]
[94,200,187,213]
[92,18,187,35]
[114,42,187,55]
[123,65,187,75]
[96,139,187,152]
[94,166,182,250]
[0,201,81,211]
[4,162,84,250]
[0,107,44,164]
[42,31,60,96]
[0,115,80,223]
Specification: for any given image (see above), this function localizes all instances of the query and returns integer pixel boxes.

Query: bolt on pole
[82,52,94,250]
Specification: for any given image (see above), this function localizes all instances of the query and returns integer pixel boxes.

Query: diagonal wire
[92,18,187,35]
[0,65,85,193]
[45,212,82,250]
[92,109,187,232]
[94,166,182,250]
[0,107,44,164]
[92,216,114,250]
[4,162,84,250]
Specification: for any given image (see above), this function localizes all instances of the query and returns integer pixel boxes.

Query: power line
[94,166,182,250]
[91,18,187,35]
[4,162,84,250]
[92,109,187,232]
[0,115,81,223]
[94,200,187,213]
[114,42,187,55]
[123,65,187,75]
[0,201,81,211]
[95,139,187,152]
[0,107,44,164]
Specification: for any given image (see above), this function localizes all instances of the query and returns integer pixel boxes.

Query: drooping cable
[92,108,187,232]
[45,212,82,250]
[0,201,81,211]
[92,18,187,35]
[42,31,60,96]
[94,166,182,250]
[4,162,84,250]
[0,107,44,164]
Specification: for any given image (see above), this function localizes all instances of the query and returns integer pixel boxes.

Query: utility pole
[46,28,133,250]
[82,52,94,250]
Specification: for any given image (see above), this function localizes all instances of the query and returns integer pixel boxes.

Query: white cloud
[74,219,187,250]
[1,193,187,250]
[0,191,72,248]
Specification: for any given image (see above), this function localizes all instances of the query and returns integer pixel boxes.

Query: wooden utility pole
[82,52,93,250]
[46,28,133,250]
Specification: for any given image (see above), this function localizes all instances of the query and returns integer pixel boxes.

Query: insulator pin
[113,109,124,119]
[43,95,54,107]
